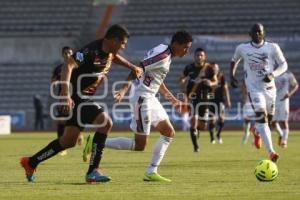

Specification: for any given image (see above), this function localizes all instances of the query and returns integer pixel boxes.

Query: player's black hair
[104,24,130,40]
[249,23,265,35]
[194,47,205,54]
[61,46,72,54]
[171,30,193,44]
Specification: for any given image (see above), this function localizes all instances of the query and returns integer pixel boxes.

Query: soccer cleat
[217,137,223,144]
[211,140,216,144]
[59,150,68,156]
[20,157,36,182]
[143,172,171,182]
[83,134,93,162]
[86,169,111,183]
[194,147,199,153]
[270,152,279,163]
[250,126,262,149]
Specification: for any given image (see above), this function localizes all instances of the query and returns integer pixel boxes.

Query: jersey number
[143,75,154,87]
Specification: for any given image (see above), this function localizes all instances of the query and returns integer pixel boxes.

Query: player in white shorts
[272,71,298,148]
[105,31,193,182]
[230,23,287,162]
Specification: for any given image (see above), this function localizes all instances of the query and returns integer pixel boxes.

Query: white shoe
[217,138,223,144]
[211,140,216,144]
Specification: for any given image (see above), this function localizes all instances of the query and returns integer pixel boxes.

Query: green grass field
[0,131,300,200]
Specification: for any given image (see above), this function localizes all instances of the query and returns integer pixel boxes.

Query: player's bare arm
[159,83,185,113]
[113,54,143,78]
[179,73,188,92]
[230,61,239,88]
[281,73,299,101]
[114,70,136,103]
[223,84,231,108]
[202,74,218,87]
[59,57,78,114]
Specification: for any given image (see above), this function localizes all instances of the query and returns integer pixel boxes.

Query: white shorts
[243,102,256,119]
[248,88,276,115]
[273,99,289,121]
[130,95,169,135]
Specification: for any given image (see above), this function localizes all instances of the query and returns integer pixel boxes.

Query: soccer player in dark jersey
[207,63,231,144]
[20,24,143,183]
[51,46,84,156]
[179,48,217,152]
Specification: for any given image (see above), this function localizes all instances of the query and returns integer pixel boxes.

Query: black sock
[208,123,215,142]
[87,132,107,174]
[189,128,199,151]
[57,124,65,138]
[217,121,224,138]
[29,139,64,168]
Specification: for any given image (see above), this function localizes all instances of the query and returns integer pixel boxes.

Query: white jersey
[134,44,172,97]
[232,41,287,92]
[275,71,297,101]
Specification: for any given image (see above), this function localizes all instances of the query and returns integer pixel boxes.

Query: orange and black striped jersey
[70,39,113,98]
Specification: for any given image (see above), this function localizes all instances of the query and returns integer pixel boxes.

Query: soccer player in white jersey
[272,71,298,148]
[230,23,288,162]
[106,31,193,182]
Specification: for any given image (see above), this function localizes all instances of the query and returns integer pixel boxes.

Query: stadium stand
[0,0,91,37]
[119,0,300,35]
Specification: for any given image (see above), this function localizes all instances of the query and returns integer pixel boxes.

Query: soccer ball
[254,159,278,181]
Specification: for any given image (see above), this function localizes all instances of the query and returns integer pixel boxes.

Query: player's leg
[181,112,190,131]
[20,125,80,182]
[271,120,283,146]
[242,118,251,144]
[216,103,225,144]
[143,119,174,182]
[242,102,255,144]
[190,114,199,152]
[85,103,112,183]
[251,90,278,162]
[275,99,289,148]
[56,120,68,156]
[104,96,151,151]
[207,104,216,144]
[143,98,172,182]
[279,120,289,148]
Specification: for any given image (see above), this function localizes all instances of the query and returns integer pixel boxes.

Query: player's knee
[165,129,175,138]
[95,116,113,133]
[255,112,267,123]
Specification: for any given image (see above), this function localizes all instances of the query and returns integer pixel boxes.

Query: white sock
[255,123,275,154]
[275,123,283,137]
[282,129,289,143]
[105,137,135,150]
[242,121,251,144]
[147,135,172,174]
[182,113,190,131]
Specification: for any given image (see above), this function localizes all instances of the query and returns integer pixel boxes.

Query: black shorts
[191,100,209,121]
[208,101,225,118]
[65,99,104,131]
[55,107,69,118]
